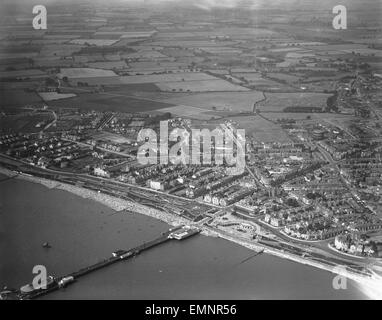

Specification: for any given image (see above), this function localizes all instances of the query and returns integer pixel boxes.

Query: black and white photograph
[0,0,381,304]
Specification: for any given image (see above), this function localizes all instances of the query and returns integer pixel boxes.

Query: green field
[49,92,175,113]
[257,92,331,112]
[209,115,292,143]
[159,91,264,112]
[0,88,43,109]
[0,112,53,134]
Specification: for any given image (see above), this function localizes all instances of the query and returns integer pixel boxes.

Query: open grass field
[261,112,356,123]
[154,91,265,120]
[90,132,132,144]
[0,69,47,79]
[304,43,371,52]
[267,73,301,83]
[155,79,249,92]
[125,63,189,75]
[285,51,315,59]
[87,61,128,70]
[238,117,292,142]
[370,62,382,72]
[48,92,175,113]
[128,61,187,70]
[161,48,194,58]
[73,54,105,63]
[32,58,75,68]
[68,72,222,86]
[145,40,239,47]
[232,72,263,82]
[258,92,330,112]
[200,47,243,55]
[0,88,43,109]
[119,72,217,84]
[121,50,168,59]
[0,81,41,90]
[69,39,119,46]
[154,104,214,120]
[39,44,82,57]
[209,115,292,142]
[94,31,156,39]
[38,92,77,101]
[264,112,322,121]
[59,68,118,79]
[270,47,305,53]
[103,83,160,93]
[231,72,293,90]
[158,91,264,112]
[68,76,123,85]
[0,112,53,134]
[276,60,299,68]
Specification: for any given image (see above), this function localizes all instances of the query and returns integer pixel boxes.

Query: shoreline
[0,167,190,228]
[0,166,379,297]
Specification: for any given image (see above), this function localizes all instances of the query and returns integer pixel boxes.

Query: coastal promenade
[0,155,380,295]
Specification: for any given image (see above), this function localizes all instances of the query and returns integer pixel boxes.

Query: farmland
[0,88,43,109]
[158,91,264,112]
[69,39,120,46]
[0,112,54,134]
[87,61,128,70]
[155,79,249,92]
[155,105,215,120]
[91,132,132,144]
[38,92,77,101]
[48,92,175,113]
[0,69,47,80]
[119,73,219,84]
[209,115,292,143]
[59,68,118,78]
[257,92,331,112]
[0,0,380,130]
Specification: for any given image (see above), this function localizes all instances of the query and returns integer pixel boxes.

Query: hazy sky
[1,0,380,15]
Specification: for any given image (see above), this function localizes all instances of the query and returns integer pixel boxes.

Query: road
[219,122,266,189]
[0,152,377,278]
[315,144,364,205]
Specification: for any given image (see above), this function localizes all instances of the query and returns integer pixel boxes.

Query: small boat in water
[42,242,51,249]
